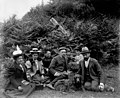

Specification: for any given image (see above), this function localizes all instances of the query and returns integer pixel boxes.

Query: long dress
[25,59,49,84]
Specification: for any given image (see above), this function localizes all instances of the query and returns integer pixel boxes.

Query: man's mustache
[84,58,89,61]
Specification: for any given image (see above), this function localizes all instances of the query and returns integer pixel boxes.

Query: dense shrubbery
[2,0,118,66]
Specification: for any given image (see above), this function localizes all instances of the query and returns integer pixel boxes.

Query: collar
[85,57,90,62]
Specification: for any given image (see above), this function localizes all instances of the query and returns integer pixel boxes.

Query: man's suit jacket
[49,55,67,75]
[15,63,27,79]
[78,57,104,85]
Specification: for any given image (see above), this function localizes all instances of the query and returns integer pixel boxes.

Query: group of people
[2,45,114,96]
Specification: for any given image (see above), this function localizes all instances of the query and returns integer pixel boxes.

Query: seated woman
[8,48,29,91]
[25,48,48,84]
[3,46,30,90]
[2,46,36,97]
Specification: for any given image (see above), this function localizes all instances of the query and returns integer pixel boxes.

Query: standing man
[77,47,104,91]
[47,47,68,89]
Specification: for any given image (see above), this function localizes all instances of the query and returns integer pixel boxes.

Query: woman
[3,46,35,97]
[25,48,46,83]
[6,47,29,91]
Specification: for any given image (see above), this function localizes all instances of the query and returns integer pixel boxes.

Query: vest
[84,64,92,82]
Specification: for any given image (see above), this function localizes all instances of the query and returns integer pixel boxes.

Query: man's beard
[84,57,89,61]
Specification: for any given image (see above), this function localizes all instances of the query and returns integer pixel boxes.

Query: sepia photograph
[0,0,119,98]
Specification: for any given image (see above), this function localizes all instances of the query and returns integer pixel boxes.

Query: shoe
[46,84,55,90]
[68,89,75,93]
[60,91,68,95]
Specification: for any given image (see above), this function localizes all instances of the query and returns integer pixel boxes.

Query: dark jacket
[42,56,52,68]
[9,62,27,88]
[78,58,104,85]
[49,55,67,75]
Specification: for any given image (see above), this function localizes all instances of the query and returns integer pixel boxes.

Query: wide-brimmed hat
[81,47,91,54]
[30,48,41,53]
[58,47,67,52]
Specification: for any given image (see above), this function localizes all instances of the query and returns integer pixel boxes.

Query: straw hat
[30,48,41,53]
[58,47,67,52]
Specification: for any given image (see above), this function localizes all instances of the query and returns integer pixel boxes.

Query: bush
[1,0,119,66]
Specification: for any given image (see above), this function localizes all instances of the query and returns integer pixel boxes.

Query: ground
[0,64,120,98]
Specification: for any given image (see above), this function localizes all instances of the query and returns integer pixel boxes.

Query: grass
[0,62,120,98]
[0,54,119,98]
[28,65,120,98]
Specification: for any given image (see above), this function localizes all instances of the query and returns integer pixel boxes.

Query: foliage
[2,15,47,57]
[2,0,119,66]
[74,17,118,64]
[91,0,120,17]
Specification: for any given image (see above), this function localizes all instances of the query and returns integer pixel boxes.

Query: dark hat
[81,47,91,54]
[30,48,41,53]
[58,47,67,52]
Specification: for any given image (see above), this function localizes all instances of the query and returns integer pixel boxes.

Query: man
[77,47,105,91]
[42,50,52,77]
[43,50,52,69]
[47,47,68,89]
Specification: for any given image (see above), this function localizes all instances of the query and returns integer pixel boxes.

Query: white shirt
[19,64,24,72]
[85,57,90,68]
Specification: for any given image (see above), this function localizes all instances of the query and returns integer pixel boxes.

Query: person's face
[16,56,24,64]
[59,49,66,57]
[66,52,71,57]
[45,51,51,57]
[75,50,80,55]
[32,53,38,60]
[82,53,90,61]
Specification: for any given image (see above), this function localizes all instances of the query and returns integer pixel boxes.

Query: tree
[91,0,120,17]
[2,0,119,66]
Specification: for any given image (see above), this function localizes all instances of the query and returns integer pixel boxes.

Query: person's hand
[99,83,104,91]
[66,70,71,75]
[22,80,29,85]
[18,86,23,91]
[54,72,61,76]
